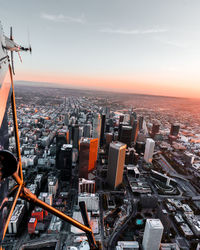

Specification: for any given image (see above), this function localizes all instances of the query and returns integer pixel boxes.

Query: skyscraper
[57,144,72,181]
[139,116,144,131]
[107,141,126,189]
[132,120,139,144]
[72,125,79,149]
[79,138,98,179]
[170,123,180,136]
[142,219,164,250]
[118,122,129,141]
[56,131,68,168]
[152,121,160,138]
[100,114,106,147]
[92,113,101,146]
[119,125,132,147]
[119,115,124,123]
[144,138,155,163]
[83,124,92,138]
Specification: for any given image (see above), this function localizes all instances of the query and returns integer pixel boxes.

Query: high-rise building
[170,123,180,136]
[57,144,72,180]
[119,115,124,123]
[92,113,101,147]
[151,120,160,138]
[68,124,80,148]
[100,114,106,147]
[107,141,126,189]
[105,123,110,133]
[56,131,68,167]
[64,113,70,126]
[83,124,92,138]
[142,219,163,250]
[119,126,132,147]
[79,178,95,194]
[135,141,145,154]
[139,116,144,131]
[118,122,129,141]
[105,133,113,145]
[132,120,139,144]
[72,125,79,148]
[105,107,110,118]
[56,132,67,150]
[144,138,155,163]
[79,138,98,179]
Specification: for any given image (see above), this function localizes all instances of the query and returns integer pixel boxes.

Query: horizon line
[14,80,193,100]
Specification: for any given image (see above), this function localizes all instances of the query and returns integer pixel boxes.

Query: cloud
[41,12,85,24]
[154,37,188,49]
[161,40,188,48]
[100,27,168,35]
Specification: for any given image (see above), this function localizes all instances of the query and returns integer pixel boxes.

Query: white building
[144,138,155,163]
[78,193,99,211]
[39,192,53,206]
[34,174,43,189]
[48,178,58,197]
[116,241,139,250]
[79,178,95,194]
[142,219,164,250]
[71,212,99,234]
[8,204,25,234]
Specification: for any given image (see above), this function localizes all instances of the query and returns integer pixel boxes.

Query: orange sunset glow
[13,70,200,99]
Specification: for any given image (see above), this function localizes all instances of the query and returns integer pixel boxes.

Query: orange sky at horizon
[13,70,200,99]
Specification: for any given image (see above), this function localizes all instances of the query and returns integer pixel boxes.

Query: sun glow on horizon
[13,70,200,99]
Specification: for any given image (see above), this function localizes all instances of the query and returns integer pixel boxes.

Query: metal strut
[1,64,99,250]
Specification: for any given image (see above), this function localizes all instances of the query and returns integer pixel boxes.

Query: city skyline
[1,0,200,98]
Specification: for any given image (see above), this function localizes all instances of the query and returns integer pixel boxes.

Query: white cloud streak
[41,12,85,24]
[100,27,168,35]
[161,40,188,48]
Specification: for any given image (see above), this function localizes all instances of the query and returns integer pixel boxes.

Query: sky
[1,0,200,98]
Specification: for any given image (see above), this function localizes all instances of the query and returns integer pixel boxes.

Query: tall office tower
[130,112,136,126]
[144,138,155,163]
[57,144,72,181]
[56,132,67,149]
[105,133,113,145]
[64,113,70,126]
[105,107,110,118]
[119,125,132,147]
[142,219,164,250]
[79,138,98,179]
[118,122,129,141]
[84,124,92,138]
[139,116,144,131]
[170,123,180,136]
[124,114,130,123]
[107,141,126,189]
[100,114,106,147]
[79,126,84,139]
[132,120,139,144]
[56,131,68,168]
[119,115,124,123]
[137,131,146,142]
[72,124,79,149]
[135,141,145,154]
[152,121,160,138]
[105,123,110,133]
[92,113,101,146]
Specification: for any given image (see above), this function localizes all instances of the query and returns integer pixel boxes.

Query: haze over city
[1,0,200,98]
[1,1,200,249]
